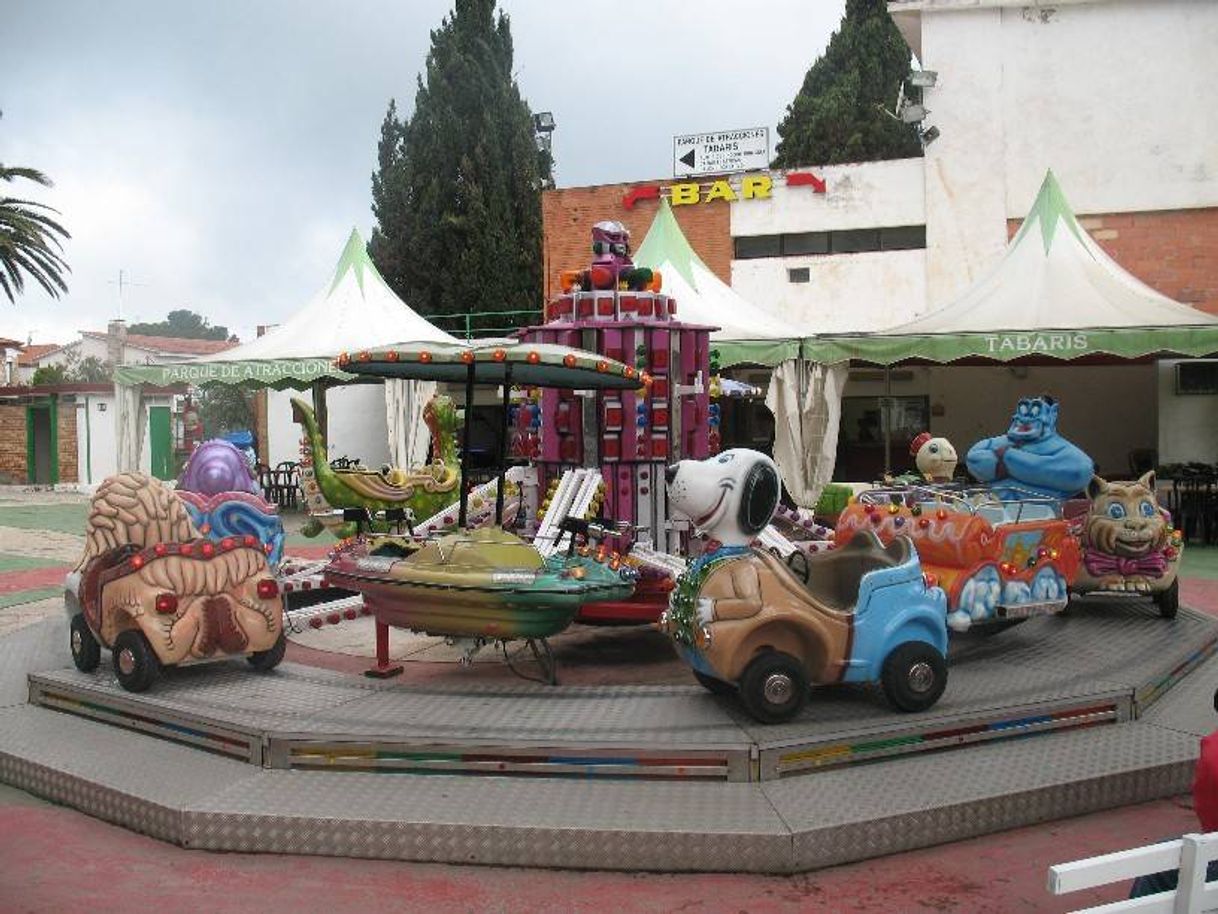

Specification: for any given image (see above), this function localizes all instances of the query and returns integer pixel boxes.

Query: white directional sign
[673,127,769,178]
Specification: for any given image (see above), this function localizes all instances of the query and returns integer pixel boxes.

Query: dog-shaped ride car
[659,449,949,723]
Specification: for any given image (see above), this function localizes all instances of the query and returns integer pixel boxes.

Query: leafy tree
[30,363,67,386]
[71,355,112,383]
[129,308,232,341]
[369,0,549,325]
[772,0,921,168]
[197,384,254,438]
[0,164,70,303]
[28,348,112,386]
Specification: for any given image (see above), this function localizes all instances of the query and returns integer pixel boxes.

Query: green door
[149,406,172,480]
[25,402,58,485]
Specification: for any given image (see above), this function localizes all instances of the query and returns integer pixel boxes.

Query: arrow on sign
[786,171,826,193]
[678,148,696,169]
[622,185,662,209]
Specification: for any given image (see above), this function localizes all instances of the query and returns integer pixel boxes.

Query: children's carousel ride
[321,340,644,682]
[840,395,1184,630]
[658,449,949,723]
[1071,471,1184,617]
[65,456,286,693]
[292,393,462,538]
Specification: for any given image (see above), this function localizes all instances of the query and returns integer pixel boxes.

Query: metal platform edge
[265,733,751,781]
[23,609,1217,784]
[0,706,1200,874]
[28,676,264,765]
[759,690,1130,779]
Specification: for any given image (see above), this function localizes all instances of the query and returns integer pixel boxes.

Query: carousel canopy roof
[339,341,642,389]
[803,170,1218,365]
[633,199,803,367]
[115,228,460,388]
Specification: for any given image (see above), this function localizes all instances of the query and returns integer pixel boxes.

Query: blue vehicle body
[663,531,949,722]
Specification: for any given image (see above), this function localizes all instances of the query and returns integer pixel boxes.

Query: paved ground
[1,486,1215,912]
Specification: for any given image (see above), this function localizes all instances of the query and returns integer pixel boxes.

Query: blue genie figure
[965,395,1094,500]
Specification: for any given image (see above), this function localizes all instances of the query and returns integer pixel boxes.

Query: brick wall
[0,399,80,484]
[57,401,78,483]
[0,404,26,483]
[542,181,730,300]
[1009,206,1218,317]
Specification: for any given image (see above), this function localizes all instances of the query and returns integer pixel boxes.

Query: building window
[733,225,926,260]
[830,228,881,254]
[880,225,927,251]
[782,232,829,256]
[734,235,782,259]
[788,267,810,283]
[1176,361,1218,395]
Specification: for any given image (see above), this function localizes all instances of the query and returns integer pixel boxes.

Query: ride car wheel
[740,651,808,724]
[247,630,287,672]
[1154,579,1179,620]
[112,629,160,693]
[69,613,101,673]
[882,641,947,712]
[692,669,737,696]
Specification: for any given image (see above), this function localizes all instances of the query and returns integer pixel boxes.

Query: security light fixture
[532,111,556,133]
[920,125,941,146]
[908,70,938,89]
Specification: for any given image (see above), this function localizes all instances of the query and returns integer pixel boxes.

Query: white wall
[915,0,1218,305]
[731,159,925,235]
[266,384,390,469]
[75,394,115,484]
[730,159,930,332]
[733,250,927,334]
[73,391,174,485]
[1157,360,1218,464]
[840,362,1157,478]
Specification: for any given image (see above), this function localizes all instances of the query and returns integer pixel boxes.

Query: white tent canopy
[633,199,804,368]
[209,228,460,368]
[114,228,459,471]
[805,170,1218,365]
[633,200,841,507]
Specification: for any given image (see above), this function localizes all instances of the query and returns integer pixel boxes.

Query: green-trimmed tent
[804,170,1218,366]
[632,201,838,506]
[113,228,460,472]
[633,199,804,368]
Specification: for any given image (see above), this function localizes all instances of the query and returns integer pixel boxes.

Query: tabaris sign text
[622,172,826,210]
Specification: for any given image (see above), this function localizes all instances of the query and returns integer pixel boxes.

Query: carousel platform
[2,600,1216,873]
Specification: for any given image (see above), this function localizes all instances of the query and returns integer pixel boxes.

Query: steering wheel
[786,548,811,585]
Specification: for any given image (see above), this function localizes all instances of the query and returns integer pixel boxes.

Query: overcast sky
[3,0,845,347]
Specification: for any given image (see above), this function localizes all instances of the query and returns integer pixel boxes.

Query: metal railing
[1049,832,1218,913]
[429,309,544,340]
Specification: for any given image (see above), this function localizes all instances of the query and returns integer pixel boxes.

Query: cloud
[3,0,843,347]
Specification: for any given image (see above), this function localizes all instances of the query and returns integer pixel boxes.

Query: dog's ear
[738,459,780,536]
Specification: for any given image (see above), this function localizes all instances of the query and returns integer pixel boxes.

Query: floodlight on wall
[532,111,556,134]
[908,70,938,89]
[920,125,941,146]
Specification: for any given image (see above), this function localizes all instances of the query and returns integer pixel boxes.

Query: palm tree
[0,164,70,303]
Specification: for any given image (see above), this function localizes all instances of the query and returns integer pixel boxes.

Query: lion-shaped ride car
[1071,471,1184,618]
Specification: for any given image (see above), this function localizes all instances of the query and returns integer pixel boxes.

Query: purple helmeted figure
[177,439,261,497]
[575,221,655,291]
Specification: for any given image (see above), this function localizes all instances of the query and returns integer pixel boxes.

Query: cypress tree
[772,0,922,168]
[369,0,550,328]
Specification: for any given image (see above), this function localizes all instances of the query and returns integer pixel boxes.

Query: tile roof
[16,344,63,366]
[81,331,238,356]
